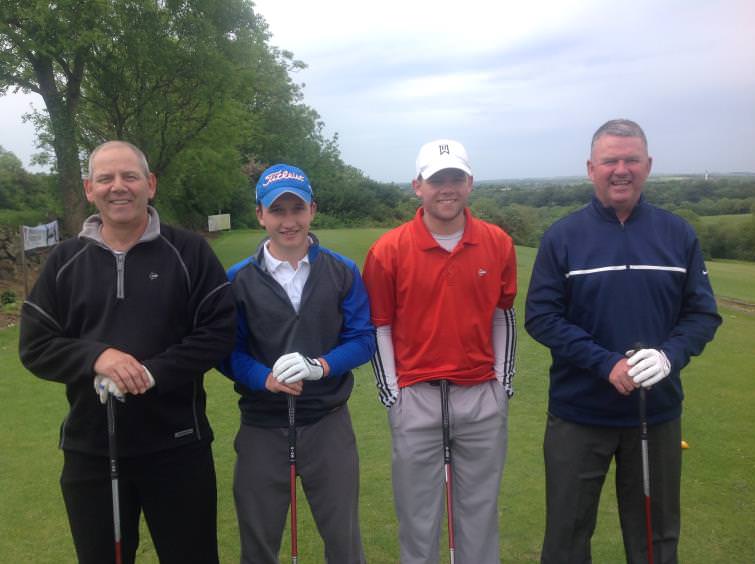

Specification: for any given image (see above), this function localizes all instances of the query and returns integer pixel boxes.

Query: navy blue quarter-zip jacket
[525,195,721,427]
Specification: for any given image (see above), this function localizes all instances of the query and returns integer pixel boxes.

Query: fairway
[1,227,753,563]
[706,259,755,304]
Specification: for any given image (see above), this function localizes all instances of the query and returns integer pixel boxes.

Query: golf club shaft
[287,393,298,563]
[440,380,456,563]
[639,387,654,564]
[107,395,122,564]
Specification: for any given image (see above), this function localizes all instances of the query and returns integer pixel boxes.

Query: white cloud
[0,91,44,170]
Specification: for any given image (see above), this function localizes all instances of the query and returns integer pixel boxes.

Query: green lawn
[1,228,753,563]
[706,259,755,304]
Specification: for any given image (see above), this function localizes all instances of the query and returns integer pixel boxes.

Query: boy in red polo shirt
[362,139,517,563]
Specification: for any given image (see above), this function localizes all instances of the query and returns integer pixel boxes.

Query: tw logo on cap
[439,144,450,155]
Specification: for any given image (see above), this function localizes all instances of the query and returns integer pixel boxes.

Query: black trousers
[60,442,219,564]
[541,414,681,564]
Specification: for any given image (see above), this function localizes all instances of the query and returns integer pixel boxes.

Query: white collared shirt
[262,241,311,312]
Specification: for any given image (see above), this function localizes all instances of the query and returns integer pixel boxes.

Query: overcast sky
[1,0,753,182]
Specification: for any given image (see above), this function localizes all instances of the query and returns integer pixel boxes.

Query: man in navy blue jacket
[525,119,721,564]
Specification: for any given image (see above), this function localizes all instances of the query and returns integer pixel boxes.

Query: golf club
[440,379,456,564]
[639,386,654,564]
[630,343,654,564]
[106,394,123,564]
[288,393,298,564]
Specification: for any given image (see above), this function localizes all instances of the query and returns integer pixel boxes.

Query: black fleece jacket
[19,208,236,457]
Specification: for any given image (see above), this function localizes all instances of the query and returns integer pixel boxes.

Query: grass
[706,259,755,304]
[1,228,753,563]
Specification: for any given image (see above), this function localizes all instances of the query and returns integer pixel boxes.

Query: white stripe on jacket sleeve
[371,325,399,408]
[493,307,517,397]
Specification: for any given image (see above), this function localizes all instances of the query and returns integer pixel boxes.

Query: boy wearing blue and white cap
[221,163,375,563]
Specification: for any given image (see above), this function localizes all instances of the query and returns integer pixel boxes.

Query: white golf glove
[627,348,671,388]
[273,352,324,384]
[94,374,125,404]
[93,367,155,404]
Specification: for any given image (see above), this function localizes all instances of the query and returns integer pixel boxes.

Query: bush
[1,290,16,305]
[0,209,52,228]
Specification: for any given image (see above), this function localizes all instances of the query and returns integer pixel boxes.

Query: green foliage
[471,198,537,245]
[0,208,49,227]
[1,0,414,231]
[0,0,109,234]
[473,177,755,261]
[0,290,16,305]
[0,146,59,217]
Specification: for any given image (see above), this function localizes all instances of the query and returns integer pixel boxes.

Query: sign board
[208,214,231,232]
[22,220,59,250]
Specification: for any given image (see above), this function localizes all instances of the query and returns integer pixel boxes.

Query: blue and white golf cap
[255,163,313,207]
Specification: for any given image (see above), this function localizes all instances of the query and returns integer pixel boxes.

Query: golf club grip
[639,388,648,437]
[107,396,117,469]
[440,380,451,464]
[287,394,298,561]
[633,344,655,564]
[106,395,122,564]
[439,380,456,555]
[287,395,296,462]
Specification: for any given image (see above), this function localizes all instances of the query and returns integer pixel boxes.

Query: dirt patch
[717,297,755,314]
[0,310,19,329]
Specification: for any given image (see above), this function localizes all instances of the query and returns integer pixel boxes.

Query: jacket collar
[79,205,161,249]
[252,232,321,268]
[590,194,647,223]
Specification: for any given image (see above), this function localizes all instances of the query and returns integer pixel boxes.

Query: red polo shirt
[363,208,516,387]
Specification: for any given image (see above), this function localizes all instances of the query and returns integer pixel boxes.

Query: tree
[0,145,55,211]
[2,1,418,232]
[1,1,277,231]
[75,0,265,225]
[78,1,261,171]
[1,0,107,234]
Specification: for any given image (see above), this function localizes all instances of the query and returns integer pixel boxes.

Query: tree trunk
[53,124,87,237]
[34,57,87,237]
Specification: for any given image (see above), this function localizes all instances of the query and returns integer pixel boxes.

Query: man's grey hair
[87,141,151,180]
[590,119,648,152]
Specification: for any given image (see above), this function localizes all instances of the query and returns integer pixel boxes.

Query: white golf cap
[415,139,472,180]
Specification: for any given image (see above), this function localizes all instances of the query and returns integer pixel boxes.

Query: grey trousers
[541,414,682,564]
[233,405,365,564]
[389,380,509,564]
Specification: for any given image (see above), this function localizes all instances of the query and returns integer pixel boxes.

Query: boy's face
[256,192,316,258]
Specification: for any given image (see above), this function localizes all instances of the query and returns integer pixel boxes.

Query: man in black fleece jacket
[19,140,236,564]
